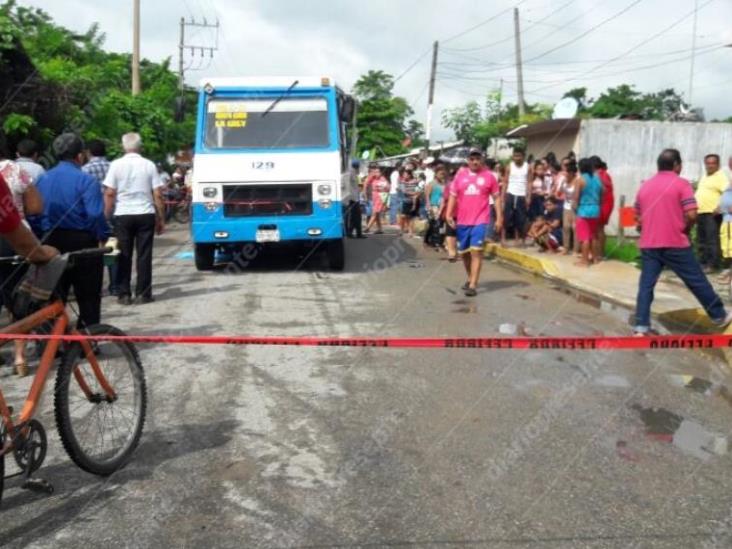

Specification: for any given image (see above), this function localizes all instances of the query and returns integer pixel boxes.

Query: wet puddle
[549,285,636,327]
[668,375,732,407]
[631,404,727,459]
[450,299,477,314]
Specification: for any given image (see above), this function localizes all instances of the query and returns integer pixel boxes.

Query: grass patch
[605,236,640,265]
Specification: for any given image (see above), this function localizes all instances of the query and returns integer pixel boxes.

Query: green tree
[442,89,552,148]
[353,70,394,101]
[405,119,425,148]
[587,84,687,120]
[562,87,590,112]
[0,1,196,162]
[353,70,417,157]
[441,101,482,144]
[588,84,644,118]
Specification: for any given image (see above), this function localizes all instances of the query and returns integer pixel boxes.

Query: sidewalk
[484,243,730,334]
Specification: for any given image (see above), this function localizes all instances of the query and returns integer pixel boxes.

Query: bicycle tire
[54,324,146,476]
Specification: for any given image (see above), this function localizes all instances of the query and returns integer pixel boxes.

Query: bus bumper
[190,202,345,244]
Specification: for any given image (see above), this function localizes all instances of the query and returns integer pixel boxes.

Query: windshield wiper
[261,80,299,117]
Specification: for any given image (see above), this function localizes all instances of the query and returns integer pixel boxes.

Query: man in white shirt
[103,133,164,305]
[15,138,46,183]
[501,147,532,247]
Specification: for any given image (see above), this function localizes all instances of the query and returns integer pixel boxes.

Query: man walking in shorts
[446,148,503,297]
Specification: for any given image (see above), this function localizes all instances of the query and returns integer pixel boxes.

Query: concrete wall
[525,131,579,162]
[578,119,732,233]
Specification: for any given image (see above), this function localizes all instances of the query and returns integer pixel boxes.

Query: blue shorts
[457,224,488,254]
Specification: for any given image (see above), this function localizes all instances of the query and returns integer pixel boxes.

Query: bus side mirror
[341,97,356,124]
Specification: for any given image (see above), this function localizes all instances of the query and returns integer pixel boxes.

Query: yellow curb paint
[657,308,715,332]
[484,245,732,371]
[484,243,561,279]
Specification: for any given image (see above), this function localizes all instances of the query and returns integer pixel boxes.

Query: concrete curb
[484,243,562,279]
[484,243,732,339]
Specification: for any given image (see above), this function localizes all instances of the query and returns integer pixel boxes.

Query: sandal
[716,273,732,284]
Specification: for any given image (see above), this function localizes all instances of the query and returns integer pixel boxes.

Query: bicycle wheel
[54,324,146,476]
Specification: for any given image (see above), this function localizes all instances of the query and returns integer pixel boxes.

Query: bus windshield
[204,96,330,149]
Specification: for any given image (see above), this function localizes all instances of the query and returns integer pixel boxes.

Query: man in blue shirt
[37,133,108,328]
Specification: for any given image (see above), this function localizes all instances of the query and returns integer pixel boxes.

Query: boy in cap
[446,147,503,296]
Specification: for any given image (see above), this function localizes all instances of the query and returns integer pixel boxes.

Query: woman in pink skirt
[364,165,389,234]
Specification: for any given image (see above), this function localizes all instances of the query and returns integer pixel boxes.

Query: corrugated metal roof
[505,118,581,138]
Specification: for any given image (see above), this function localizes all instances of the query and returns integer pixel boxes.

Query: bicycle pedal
[21,477,54,494]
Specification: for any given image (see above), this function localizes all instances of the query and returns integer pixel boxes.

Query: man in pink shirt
[634,148,731,335]
[446,148,503,297]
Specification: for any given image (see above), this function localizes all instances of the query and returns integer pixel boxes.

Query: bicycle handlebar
[67,246,114,259]
[0,247,114,265]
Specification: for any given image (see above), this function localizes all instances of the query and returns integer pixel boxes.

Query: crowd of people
[0,132,170,376]
[350,146,617,288]
[1,131,732,371]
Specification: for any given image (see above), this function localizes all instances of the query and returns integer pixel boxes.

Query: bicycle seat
[11,255,68,318]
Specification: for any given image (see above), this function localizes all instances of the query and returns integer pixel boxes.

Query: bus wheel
[195,244,215,271]
[326,239,345,271]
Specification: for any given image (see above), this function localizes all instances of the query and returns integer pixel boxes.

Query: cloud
[19,0,732,142]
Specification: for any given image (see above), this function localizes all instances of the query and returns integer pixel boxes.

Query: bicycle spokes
[55,326,146,476]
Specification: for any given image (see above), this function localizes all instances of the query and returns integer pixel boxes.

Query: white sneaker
[712,311,732,328]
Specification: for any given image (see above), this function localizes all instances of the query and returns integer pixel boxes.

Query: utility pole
[688,0,699,106]
[132,0,141,95]
[178,17,185,91]
[513,7,526,118]
[425,40,439,151]
[494,78,504,158]
[178,17,220,91]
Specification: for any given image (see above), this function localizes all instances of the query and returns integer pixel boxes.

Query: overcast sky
[25,0,732,140]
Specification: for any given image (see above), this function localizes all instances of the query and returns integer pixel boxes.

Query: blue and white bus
[190,77,357,271]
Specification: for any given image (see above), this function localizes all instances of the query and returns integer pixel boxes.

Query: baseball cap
[424,156,435,164]
[468,147,484,157]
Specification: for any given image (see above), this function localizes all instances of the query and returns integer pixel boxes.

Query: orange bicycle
[0,247,146,504]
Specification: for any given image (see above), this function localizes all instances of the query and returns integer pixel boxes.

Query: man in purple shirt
[634,149,732,335]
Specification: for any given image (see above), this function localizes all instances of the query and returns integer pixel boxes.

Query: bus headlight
[318,199,332,209]
[316,184,332,196]
[203,187,218,198]
[205,202,219,212]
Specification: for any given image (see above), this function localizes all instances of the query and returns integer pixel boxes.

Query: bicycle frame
[0,299,115,456]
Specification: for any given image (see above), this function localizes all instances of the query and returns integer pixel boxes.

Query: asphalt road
[2,224,732,549]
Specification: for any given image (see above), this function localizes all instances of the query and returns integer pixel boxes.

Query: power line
[519,0,606,57]
[527,0,717,94]
[441,0,529,44]
[443,0,576,53]
[394,47,432,83]
[437,43,725,80]
[522,0,644,64]
[409,81,430,108]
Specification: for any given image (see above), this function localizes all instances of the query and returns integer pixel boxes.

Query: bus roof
[198,77,340,90]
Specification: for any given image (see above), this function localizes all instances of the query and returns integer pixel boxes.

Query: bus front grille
[222,184,312,217]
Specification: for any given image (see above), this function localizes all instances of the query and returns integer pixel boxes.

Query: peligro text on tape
[0,333,728,350]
